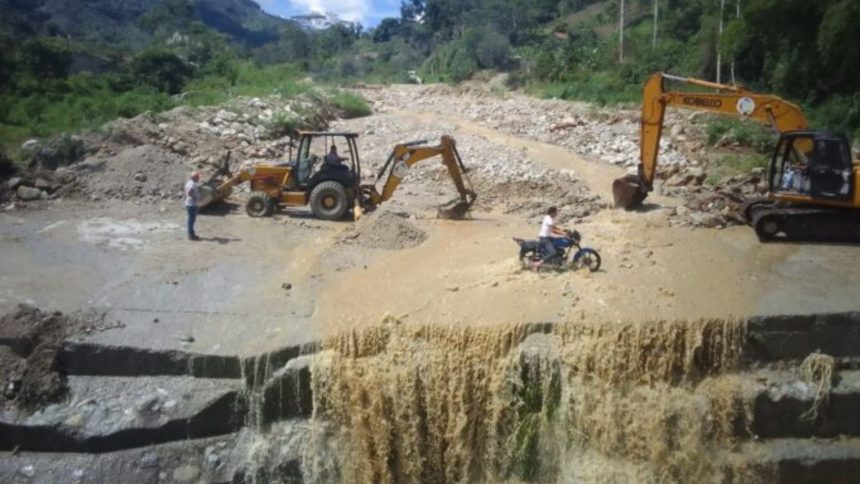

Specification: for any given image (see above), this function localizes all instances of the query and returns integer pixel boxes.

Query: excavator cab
[770,132,854,201]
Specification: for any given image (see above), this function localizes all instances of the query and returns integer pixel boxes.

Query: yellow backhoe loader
[199,131,476,221]
[613,72,860,241]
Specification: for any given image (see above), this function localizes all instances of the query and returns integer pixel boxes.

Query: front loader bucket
[612,174,648,210]
[197,183,230,210]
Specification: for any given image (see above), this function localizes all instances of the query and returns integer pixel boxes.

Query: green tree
[130,49,193,94]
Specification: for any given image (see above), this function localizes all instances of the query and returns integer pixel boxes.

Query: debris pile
[333,111,603,220]
[0,305,120,411]
[666,168,768,228]
[365,84,695,170]
[338,211,427,250]
[3,92,361,206]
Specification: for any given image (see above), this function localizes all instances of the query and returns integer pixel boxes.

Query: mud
[0,305,120,410]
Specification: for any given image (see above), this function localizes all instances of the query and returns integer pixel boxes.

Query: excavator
[613,72,860,241]
[198,131,476,221]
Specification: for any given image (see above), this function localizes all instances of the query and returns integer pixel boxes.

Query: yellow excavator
[199,131,476,220]
[613,72,860,241]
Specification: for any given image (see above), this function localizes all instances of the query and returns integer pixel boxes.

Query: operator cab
[770,131,853,201]
[290,131,361,188]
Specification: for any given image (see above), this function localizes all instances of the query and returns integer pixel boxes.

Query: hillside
[0,0,289,48]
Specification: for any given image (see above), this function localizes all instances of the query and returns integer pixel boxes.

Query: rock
[133,172,147,183]
[688,111,708,124]
[205,452,221,470]
[64,413,85,428]
[179,334,195,343]
[34,178,54,190]
[687,167,707,185]
[217,110,238,122]
[136,395,161,413]
[54,168,76,184]
[690,212,724,228]
[669,124,685,138]
[140,452,159,468]
[675,205,691,216]
[7,177,22,190]
[27,134,86,171]
[665,174,687,187]
[18,465,35,478]
[172,465,200,483]
[16,185,44,201]
[281,283,292,290]
[21,139,39,152]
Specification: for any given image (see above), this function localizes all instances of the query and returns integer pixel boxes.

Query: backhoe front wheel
[246,191,274,218]
[310,181,349,220]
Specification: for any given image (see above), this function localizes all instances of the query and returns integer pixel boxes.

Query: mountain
[0,0,292,48]
[290,11,352,31]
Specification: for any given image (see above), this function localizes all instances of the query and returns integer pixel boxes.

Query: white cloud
[257,0,400,26]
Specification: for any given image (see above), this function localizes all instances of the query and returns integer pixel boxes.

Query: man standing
[184,172,201,241]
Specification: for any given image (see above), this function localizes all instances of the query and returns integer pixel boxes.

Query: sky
[255,0,401,27]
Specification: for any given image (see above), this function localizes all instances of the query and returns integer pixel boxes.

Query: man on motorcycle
[534,206,567,270]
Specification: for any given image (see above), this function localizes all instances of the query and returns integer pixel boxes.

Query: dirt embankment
[0,93,346,208]
[0,305,121,411]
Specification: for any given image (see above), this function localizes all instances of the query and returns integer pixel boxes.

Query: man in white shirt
[535,206,566,269]
[184,172,201,241]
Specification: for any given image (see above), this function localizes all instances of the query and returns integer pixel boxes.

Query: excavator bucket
[612,174,649,210]
[437,198,474,220]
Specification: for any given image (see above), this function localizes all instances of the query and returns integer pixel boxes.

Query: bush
[263,112,301,139]
[810,93,860,142]
[328,91,372,119]
[705,117,776,153]
[130,49,194,94]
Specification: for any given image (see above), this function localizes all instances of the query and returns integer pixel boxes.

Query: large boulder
[24,134,87,171]
[16,185,45,201]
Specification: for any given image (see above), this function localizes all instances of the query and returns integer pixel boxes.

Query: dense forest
[0,0,858,151]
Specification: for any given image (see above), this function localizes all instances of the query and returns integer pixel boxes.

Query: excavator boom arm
[639,73,808,187]
[614,73,808,209]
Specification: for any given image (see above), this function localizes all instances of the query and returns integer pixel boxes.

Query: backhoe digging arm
[614,72,809,209]
[362,135,477,218]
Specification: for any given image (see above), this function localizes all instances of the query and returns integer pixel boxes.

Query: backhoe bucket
[437,198,474,220]
[612,174,648,210]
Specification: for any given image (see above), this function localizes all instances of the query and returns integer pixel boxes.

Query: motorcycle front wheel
[572,248,601,272]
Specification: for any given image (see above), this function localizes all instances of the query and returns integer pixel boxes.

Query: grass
[704,117,776,154]
[328,90,372,118]
[528,72,640,106]
[0,61,373,156]
[704,152,769,186]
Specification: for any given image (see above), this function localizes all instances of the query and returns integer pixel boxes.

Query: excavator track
[748,201,860,243]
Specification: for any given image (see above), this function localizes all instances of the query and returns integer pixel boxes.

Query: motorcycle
[512,230,602,272]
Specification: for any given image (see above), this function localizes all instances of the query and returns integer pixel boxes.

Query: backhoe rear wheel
[310,181,349,220]
[246,191,274,218]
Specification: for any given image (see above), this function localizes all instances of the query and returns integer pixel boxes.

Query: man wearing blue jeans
[184,172,201,241]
